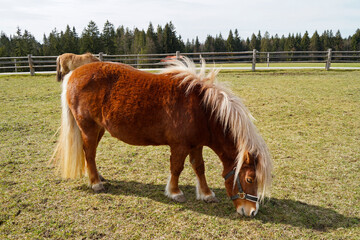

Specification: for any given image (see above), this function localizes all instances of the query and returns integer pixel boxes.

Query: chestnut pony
[52,58,272,217]
[56,53,100,82]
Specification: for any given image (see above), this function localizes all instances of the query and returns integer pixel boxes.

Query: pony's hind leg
[189,147,219,203]
[79,122,105,192]
[97,128,106,182]
[165,146,189,202]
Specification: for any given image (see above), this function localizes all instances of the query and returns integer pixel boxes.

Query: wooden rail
[0,50,359,75]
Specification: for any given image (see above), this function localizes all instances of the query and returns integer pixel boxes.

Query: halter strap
[224,169,258,203]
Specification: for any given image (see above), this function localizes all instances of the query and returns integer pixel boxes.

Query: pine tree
[80,20,102,53]
[351,29,360,50]
[300,31,310,51]
[310,31,321,51]
[194,36,201,52]
[333,30,343,51]
[249,33,257,50]
[204,35,215,52]
[233,29,243,51]
[162,22,179,53]
[145,23,158,54]
[101,20,116,54]
[214,33,226,52]
[0,32,11,56]
[226,30,235,52]
[271,34,280,51]
[61,25,79,53]
[260,31,271,52]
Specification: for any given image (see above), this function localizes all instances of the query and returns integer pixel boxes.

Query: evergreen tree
[0,32,11,56]
[132,28,146,54]
[294,33,301,50]
[226,30,235,52]
[162,22,179,53]
[214,33,226,52]
[310,31,321,51]
[101,20,116,54]
[300,31,310,50]
[333,30,343,51]
[184,39,193,53]
[279,35,286,51]
[80,20,102,53]
[156,25,164,53]
[351,29,360,50]
[233,29,243,51]
[249,33,257,50]
[114,26,125,54]
[194,36,201,52]
[204,35,215,52]
[284,34,295,51]
[61,25,79,53]
[145,22,158,53]
[271,34,280,51]
[321,30,333,50]
[260,31,271,52]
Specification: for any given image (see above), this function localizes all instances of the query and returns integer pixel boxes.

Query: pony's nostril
[250,210,256,217]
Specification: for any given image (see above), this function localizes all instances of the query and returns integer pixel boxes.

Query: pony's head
[223,149,271,217]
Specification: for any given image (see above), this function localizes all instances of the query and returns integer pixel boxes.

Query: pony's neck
[207,118,239,177]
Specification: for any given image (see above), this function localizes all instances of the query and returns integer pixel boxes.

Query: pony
[51,57,272,217]
[56,52,100,82]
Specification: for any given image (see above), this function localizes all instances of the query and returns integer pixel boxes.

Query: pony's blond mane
[161,57,272,201]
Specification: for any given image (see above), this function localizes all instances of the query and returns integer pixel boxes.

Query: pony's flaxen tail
[56,56,62,82]
[51,72,86,178]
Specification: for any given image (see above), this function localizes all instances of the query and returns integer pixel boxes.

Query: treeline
[1,20,360,57]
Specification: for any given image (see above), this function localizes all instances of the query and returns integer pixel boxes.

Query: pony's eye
[246,178,253,183]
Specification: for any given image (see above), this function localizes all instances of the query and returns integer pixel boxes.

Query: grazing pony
[51,58,272,217]
[56,53,100,82]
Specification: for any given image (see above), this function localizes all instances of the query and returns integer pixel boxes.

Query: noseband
[224,169,258,203]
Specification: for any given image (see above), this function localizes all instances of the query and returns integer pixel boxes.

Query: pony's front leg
[189,147,219,203]
[165,146,189,202]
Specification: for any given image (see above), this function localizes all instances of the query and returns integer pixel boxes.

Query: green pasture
[1,70,359,239]
[214,62,360,68]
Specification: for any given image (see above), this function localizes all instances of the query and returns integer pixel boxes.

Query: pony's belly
[105,124,168,146]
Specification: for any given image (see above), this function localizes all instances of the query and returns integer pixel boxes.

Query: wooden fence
[1,50,360,75]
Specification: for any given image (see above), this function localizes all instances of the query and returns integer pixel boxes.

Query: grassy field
[1,69,359,239]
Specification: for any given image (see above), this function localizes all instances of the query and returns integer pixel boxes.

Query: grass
[214,62,360,68]
[1,70,359,239]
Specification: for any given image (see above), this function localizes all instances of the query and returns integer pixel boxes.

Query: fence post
[99,52,103,61]
[252,49,257,71]
[27,54,35,76]
[137,54,139,68]
[326,48,332,70]
[176,51,180,59]
[14,59,17,73]
[267,52,270,67]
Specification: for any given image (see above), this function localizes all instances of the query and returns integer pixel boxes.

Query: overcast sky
[1,0,359,42]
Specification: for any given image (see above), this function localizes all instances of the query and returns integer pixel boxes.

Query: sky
[0,0,359,43]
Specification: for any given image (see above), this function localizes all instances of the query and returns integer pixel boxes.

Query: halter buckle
[238,192,246,199]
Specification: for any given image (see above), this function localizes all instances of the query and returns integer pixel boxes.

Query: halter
[224,169,258,203]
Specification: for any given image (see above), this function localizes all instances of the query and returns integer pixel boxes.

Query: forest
[0,20,360,57]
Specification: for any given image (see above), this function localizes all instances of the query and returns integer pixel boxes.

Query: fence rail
[1,50,360,75]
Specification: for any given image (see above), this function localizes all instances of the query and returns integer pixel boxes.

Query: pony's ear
[243,151,251,165]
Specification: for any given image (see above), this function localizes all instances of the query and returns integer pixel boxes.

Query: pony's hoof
[92,183,105,193]
[204,195,219,203]
[172,193,187,203]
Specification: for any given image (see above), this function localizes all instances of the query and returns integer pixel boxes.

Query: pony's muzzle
[236,201,259,217]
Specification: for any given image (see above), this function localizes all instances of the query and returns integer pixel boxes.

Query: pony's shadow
[76,179,359,232]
